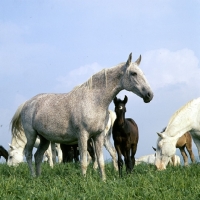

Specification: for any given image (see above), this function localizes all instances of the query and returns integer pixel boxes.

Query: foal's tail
[10,102,26,137]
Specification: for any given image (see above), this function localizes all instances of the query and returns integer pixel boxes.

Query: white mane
[165,97,200,136]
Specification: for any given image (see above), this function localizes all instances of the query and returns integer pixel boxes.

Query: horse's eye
[9,156,12,159]
[131,72,137,76]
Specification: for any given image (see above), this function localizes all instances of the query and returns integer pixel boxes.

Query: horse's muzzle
[143,92,154,103]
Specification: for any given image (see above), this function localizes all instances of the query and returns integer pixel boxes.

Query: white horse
[11,53,153,180]
[136,154,180,166]
[155,97,200,170]
[7,129,63,167]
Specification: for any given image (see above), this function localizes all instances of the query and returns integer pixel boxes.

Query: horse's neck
[115,113,126,126]
[79,64,125,108]
[0,148,8,159]
[166,98,200,139]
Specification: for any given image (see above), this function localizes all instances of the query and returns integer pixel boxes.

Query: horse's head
[7,144,24,166]
[113,95,127,117]
[121,53,153,103]
[155,132,177,170]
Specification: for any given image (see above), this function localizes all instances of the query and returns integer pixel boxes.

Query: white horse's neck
[74,63,126,109]
[165,98,200,139]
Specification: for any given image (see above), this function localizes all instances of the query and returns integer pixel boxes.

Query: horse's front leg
[78,132,89,177]
[93,132,106,181]
[115,144,123,177]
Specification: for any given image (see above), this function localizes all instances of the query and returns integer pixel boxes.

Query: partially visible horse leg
[170,155,175,166]
[45,143,53,167]
[87,139,95,162]
[56,144,63,163]
[190,133,200,163]
[124,149,132,174]
[34,135,50,176]
[185,142,195,163]
[78,131,89,178]
[73,145,79,163]
[104,129,118,171]
[51,142,57,164]
[93,132,106,181]
[115,144,123,177]
[131,143,137,172]
[24,131,37,176]
[179,146,188,166]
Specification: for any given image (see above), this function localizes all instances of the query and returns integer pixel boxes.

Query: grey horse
[11,53,153,180]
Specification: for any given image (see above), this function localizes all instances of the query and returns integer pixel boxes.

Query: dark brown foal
[0,145,8,162]
[112,95,139,177]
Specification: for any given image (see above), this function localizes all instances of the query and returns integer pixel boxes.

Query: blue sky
[0,1,200,161]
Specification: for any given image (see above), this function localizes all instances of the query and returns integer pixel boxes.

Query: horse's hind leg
[185,142,195,163]
[179,147,188,166]
[104,129,118,171]
[34,135,50,176]
[24,131,37,176]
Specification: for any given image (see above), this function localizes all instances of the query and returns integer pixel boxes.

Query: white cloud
[141,48,199,91]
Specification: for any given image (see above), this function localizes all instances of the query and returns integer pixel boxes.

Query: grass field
[0,162,200,200]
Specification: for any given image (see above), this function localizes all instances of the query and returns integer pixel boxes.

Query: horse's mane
[70,63,125,93]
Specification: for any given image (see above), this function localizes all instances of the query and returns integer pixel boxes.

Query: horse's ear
[113,96,118,105]
[126,53,132,67]
[8,143,16,150]
[152,146,156,151]
[135,55,141,66]
[157,132,166,139]
[123,95,128,104]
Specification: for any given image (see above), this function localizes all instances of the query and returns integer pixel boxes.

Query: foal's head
[113,95,128,119]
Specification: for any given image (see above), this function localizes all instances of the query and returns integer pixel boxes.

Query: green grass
[0,162,200,200]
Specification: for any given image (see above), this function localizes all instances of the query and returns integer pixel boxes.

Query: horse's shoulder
[126,118,138,128]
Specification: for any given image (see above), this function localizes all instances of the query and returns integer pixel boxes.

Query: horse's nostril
[147,92,151,98]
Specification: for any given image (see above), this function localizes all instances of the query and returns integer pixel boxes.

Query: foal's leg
[93,133,106,181]
[115,144,123,177]
[185,143,195,163]
[104,128,118,171]
[34,135,50,176]
[179,147,188,166]
[131,143,138,171]
[24,131,37,176]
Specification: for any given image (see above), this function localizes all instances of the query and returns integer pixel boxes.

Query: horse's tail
[10,102,26,138]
